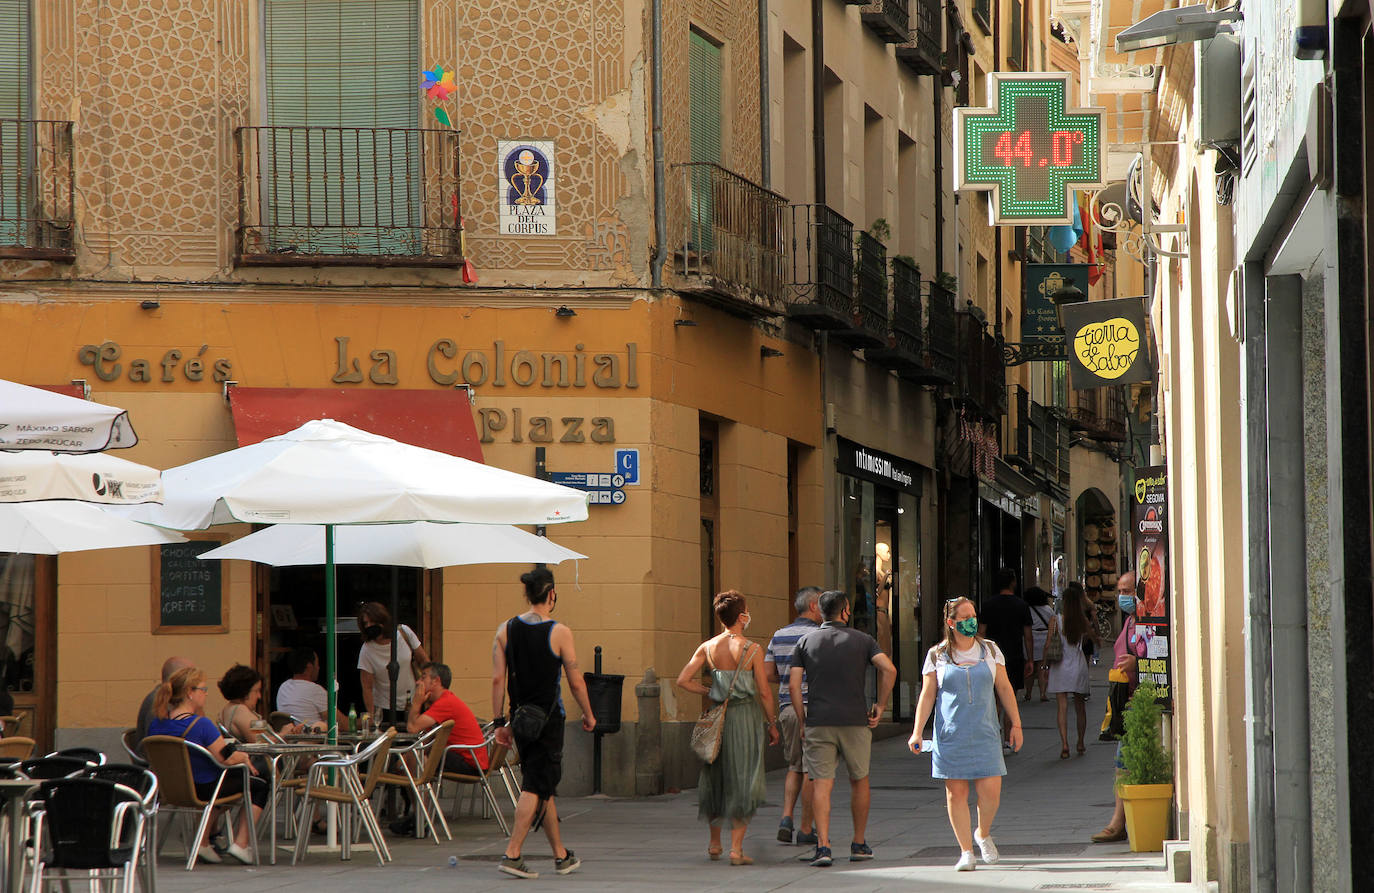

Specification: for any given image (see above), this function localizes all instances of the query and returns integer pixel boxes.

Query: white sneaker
[955,850,977,871]
[196,845,222,864]
[224,842,254,865]
[974,831,1000,864]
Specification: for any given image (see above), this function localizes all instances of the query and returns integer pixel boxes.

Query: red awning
[226,387,484,461]
[41,384,86,398]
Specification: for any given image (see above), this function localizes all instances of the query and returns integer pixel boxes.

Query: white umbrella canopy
[0,379,137,451]
[0,502,185,554]
[123,418,589,530]
[0,450,163,505]
[198,521,586,568]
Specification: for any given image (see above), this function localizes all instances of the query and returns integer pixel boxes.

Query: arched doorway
[1074,487,1119,644]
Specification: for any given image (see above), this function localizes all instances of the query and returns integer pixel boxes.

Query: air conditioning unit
[1199,34,1241,148]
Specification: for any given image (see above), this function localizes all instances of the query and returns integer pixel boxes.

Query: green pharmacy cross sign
[954,72,1106,226]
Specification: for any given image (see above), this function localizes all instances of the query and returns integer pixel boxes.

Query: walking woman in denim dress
[908,597,1025,871]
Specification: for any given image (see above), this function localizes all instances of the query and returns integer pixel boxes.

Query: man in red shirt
[407,662,489,772]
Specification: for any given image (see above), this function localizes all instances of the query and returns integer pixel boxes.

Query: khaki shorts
[779,704,804,772]
[802,725,872,781]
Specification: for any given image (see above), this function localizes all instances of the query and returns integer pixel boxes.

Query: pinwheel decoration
[421,65,456,101]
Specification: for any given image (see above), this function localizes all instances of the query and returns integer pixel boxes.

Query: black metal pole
[592,645,603,794]
[388,566,400,720]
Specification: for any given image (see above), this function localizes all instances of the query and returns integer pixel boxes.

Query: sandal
[708,844,722,861]
[1060,747,1070,759]
[729,851,753,866]
[1077,744,1086,755]
[311,819,329,836]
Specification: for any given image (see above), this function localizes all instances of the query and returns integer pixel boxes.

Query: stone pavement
[153,681,1188,892]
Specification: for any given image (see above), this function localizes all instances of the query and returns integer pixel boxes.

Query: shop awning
[226,387,484,461]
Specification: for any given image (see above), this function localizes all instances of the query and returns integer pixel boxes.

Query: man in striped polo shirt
[765,585,823,845]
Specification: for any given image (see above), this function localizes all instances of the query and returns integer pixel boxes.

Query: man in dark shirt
[788,590,896,867]
[132,655,194,752]
[979,568,1034,747]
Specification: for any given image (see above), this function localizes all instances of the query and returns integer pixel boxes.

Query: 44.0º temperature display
[954,72,1106,226]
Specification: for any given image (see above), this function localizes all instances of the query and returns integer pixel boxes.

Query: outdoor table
[237,741,345,864]
[0,776,38,890]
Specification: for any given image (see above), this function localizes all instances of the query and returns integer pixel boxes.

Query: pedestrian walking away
[979,568,1034,748]
[490,567,597,879]
[676,590,780,865]
[1046,582,1097,758]
[763,585,823,846]
[1024,586,1054,702]
[789,589,896,868]
[909,596,1024,872]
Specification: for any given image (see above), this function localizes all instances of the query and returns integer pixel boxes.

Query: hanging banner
[1022,263,1090,343]
[1059,296,1153,389]
[1131,466,1171,709]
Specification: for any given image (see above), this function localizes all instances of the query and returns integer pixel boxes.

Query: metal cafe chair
[0,738,34,761]
[26,777,146,893]
[44,746,107,767]
[86,763,159,893]
[442,730,512,835]
[374,720,453,842]
[141,735,259,871]
[119,729,149,768]
[292,728,396,866]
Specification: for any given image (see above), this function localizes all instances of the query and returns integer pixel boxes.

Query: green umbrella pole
[325,523,337,745]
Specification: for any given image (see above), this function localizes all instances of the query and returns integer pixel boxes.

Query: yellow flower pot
[1119,783,1173,852]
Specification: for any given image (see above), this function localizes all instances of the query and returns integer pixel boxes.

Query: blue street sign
[615,448,640,485]
[549,471,626,507]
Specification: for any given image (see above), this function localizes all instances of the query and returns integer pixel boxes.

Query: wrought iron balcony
[1003,385,1034,471]
[920,280,958,384]
[954,310,1007,419]
[1069,386,1128,442]
[859,0,911,42]
[1004,386,1071,494]
[786,203,856,330]
[235,125,464,267]
[895,0,944,76]
[866,256,926,375]
[0,120,75,260]
[670,162,788,317]
[838,230,889,348]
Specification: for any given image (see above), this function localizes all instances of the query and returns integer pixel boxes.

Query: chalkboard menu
[153,541,225,633]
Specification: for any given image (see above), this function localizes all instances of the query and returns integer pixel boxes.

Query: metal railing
[671,162,788,310]
[891,257,923,356]
[955,310,1006,418]
[1003,385,1033,466]
[897,0,943,74]
[235,125,463,265]
[860,0,911,41]
[1005,386,1072,491]
[1070,386,1128,442]
[854,231,889,335]
[0,120,74,259]
[787,203,855,317]
[925,281,958,380]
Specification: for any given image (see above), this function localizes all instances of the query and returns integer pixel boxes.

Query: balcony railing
[955,310,1006,419]
[786,203,856,329]
[1069,386,1128,442]
[1004,385,1034,470]
[860,0,911,42]
[671,162,788,317]
[235,125,463,266]
[923,281,958,383]
[0,120,75,260]
[896,0,944,76]
[1004,386,1071,493]
[890,258,923,356]
[841,230,889,347]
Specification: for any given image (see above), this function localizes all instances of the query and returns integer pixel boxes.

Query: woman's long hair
[153,666,206,719]
[935,596,985,657]
[1060,582,1091,646]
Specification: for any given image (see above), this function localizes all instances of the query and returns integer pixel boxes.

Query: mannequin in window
[874,543,893,659]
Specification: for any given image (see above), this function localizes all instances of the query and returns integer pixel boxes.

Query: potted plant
[1117,679,1174,852]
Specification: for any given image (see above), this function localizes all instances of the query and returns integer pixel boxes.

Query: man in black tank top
[491,568,597,879]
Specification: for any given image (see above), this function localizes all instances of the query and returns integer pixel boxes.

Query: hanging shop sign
[953,72,1106,226]
[836,437,922,495]
[1058,297,1153,389]
[1131,465,1172,709]
[1022,264,1090,343]
[499,140,557,235]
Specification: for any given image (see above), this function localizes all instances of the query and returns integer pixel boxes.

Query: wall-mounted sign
[1022,263,1090,344]
[1131,466,1171,708]
[836,437,922,495]
[154,541,225,634]
[499,140,556,236]
[615,448,640,485]
[954,72,1106,225]
[1058,297,1153,389]
[549,471,626,506]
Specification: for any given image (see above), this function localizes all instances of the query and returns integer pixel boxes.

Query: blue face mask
[1117,594,1137,614]
[955,617,978,637]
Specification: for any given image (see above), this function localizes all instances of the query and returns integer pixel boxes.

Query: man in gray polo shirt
[788,590,896,867]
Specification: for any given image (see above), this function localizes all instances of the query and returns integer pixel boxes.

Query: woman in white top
[1044,582,1097,758]
[357,600,429,723]
[1024,587,1055,702]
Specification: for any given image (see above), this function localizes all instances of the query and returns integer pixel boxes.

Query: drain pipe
[650,0,667,288]
[811,0,825,203]
[758,0,771,189]
[933,78,944,274]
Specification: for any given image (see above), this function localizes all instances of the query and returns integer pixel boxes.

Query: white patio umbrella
[0,379,138,451]
[0,502,185,553]
[123,418,589,731]
[197,521,586,568]
[0,450,163,505]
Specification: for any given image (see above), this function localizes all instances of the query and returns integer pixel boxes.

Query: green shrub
[1118,679,1173,787]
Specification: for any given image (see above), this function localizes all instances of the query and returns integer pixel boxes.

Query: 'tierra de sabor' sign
[1058,297,1153,390]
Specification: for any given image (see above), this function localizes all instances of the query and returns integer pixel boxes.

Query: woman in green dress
[676,590,781,865]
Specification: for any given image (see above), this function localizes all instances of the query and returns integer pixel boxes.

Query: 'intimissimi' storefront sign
[837,437,922,495]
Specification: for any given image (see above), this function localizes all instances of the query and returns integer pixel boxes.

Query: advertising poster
[1131,466,1171,708]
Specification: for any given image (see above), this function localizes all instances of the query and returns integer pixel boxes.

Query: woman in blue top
[908,597,1024,872]
[146,666,266,865]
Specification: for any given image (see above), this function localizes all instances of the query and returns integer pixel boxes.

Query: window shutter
[687,31,722,250]
[0,0,30,243]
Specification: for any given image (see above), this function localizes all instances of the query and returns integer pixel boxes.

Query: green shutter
[688,31,722,251]
[263,0,419,254]
[0,0,31,244]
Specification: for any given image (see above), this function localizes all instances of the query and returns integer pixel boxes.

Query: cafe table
[0,776,38,889]
[283,731,423,835]
[236,741,346,864]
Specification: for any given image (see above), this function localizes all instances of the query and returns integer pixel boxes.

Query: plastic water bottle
[449,856,459,868]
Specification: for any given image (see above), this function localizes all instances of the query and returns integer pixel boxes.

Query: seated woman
[147,666,267,865]
[218,664,270,743]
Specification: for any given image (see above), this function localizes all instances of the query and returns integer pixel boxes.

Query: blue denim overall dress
[931,642,1007,780]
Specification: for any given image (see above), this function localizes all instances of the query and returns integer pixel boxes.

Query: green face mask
[955,618,978,637]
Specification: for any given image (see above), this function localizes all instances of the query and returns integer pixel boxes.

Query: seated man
[407,661,489,773]
[277,647,347,731]
[132,655,193,751]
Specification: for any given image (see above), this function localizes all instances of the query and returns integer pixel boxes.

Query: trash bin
[582,672,624,734]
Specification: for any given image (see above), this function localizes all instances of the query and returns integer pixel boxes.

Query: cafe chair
[441,731,511,835]
[268,712,296,733]
[375,720,453,843]
[0,738,34,760]
[86,764,159,893]
[44,747,106,767]
[26,777,146,893]
[141,735,259,871]
[292,728,396,866]
[119,729,148,768]
[19,758,91,781]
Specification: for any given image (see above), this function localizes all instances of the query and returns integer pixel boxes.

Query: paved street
[153,680,1187,892]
